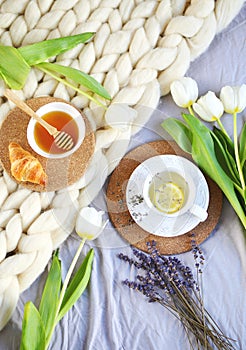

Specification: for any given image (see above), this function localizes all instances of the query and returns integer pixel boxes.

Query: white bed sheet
[0,4,246,350]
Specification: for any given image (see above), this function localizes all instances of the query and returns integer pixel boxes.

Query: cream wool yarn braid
[0,0,244,330]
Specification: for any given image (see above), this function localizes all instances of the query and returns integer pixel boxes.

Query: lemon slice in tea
[154,182,184,214]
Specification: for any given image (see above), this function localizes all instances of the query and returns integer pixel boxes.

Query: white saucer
[126,155,209,237]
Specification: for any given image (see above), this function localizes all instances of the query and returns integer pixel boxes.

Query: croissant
[9,142,47,186]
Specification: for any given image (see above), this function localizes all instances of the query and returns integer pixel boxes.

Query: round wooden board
[0,96,95,192]
[106,141,223,255]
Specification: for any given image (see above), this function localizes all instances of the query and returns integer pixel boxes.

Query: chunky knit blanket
[0,0,244,330]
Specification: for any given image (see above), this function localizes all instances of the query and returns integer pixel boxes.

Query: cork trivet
[106,141,223,255]
[0,96,95,192]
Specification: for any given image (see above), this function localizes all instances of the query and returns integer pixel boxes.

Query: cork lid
[106,140,223,255]
[0,96,95,192]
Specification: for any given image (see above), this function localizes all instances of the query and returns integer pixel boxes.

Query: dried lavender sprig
[118,241,236,350]
[133,242,198,293]
[122,277,232,350]
[161,240,236,350]
[170,286,235,349]
[190,234,233,349]
[190,232,207,347]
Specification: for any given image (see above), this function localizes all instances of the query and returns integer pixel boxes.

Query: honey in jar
[34,111,79,154]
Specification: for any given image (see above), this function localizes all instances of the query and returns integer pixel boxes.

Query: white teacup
[142,157,208,222]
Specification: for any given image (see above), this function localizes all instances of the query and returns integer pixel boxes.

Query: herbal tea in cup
[143,167,208,222]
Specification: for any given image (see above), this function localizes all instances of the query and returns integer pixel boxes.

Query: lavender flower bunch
[118,241,236,350]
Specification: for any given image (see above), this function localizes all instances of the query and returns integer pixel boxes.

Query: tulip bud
[75,207,107,240]
[170,77,198,108]
[193,91,224,122]
[220,84,246,114]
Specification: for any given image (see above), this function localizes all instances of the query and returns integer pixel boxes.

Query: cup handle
[189,204,208,222]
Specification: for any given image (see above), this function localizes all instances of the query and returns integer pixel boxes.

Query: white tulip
[75,207,107,240]
[220,84,246,114]
[170,77,198,108]
[193,91,224,122]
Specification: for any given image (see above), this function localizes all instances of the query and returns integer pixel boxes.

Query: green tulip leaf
[35,62,111,100]
[212,127,240,186]
[182,113,246,229]
[18,33,94,65]
[0,46,30,89]
[20,302,45,350]
[213,126,234,156]
[239,123,246,167]
[39,252,61,341]
[57,249,94,322]
[161,118,192,154]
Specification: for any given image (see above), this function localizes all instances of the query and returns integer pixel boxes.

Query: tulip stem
[216,118,230,139]
[45,237,87,349]
[233,112,245,192]
[57,237,87,312]
[188,105,195,116]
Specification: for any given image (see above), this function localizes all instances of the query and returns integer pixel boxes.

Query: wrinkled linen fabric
[1,4,246,350]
